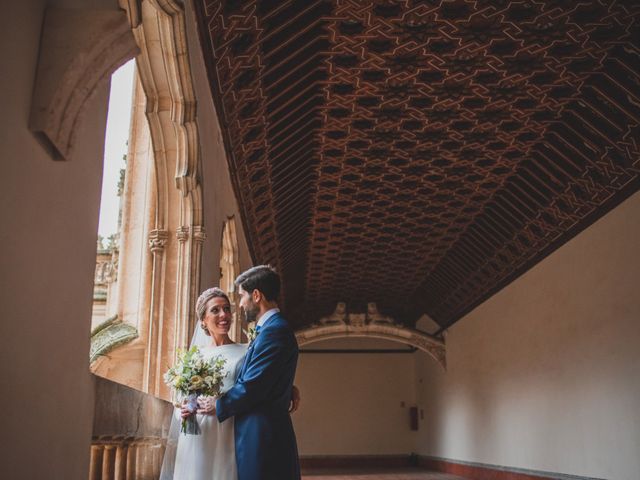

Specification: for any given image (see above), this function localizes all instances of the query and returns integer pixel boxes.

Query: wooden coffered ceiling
[192,0,640,332]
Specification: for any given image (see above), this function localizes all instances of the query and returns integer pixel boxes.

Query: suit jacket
[216,312,300,480]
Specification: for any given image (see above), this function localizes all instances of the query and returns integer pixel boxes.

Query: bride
[160,287,299,480]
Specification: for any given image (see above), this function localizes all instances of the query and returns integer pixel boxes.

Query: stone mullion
[191,227,206,334]
[174,226,190,357]
[144,229,168,395]
[174,225,207,355]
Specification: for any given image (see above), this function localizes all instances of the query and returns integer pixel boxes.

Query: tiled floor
[302,467,465,480]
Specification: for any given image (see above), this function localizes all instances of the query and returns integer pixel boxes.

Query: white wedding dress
[169,343,248,480]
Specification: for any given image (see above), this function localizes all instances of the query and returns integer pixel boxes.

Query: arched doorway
[292,304,445,466]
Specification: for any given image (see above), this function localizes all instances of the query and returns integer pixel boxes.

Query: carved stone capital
[192,226,207,244]
[176,226,189,243]
[148,230,169,253]
[175,176,197,195]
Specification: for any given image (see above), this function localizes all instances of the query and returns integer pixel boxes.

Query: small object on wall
[409,406,419,431]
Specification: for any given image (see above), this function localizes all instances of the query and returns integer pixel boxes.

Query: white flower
[164,347,227,397]
[244,325,257,343]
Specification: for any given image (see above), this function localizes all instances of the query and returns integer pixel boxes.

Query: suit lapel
[239,344,253,379]
[238,313,281,379]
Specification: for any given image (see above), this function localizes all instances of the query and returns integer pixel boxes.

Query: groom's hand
[289,385,301,413]
[196,395,216,415]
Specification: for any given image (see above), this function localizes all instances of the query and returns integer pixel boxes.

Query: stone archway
[130,0,206,395]
[295,303,446,370]
[90,0,207,399]
[29,8,138,161]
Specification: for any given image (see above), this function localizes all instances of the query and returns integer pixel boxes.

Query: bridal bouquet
[164,346,227,434]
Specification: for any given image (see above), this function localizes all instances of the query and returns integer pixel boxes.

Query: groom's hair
[235,265,280,301]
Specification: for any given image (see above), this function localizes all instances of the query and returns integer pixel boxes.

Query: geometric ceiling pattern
[193,0,640,331]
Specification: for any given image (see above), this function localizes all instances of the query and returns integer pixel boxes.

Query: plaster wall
[415,192,640,480]
[293,338,418,456]
[0,2,118,478]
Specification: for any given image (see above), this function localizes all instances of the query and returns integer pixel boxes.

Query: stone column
[89,445,104,480]
[125,442,137,479]
[114,443,128,480]
[101,444,116,479]
[144,229,168,394]
[174,226,191,354]
[190,226,207,337]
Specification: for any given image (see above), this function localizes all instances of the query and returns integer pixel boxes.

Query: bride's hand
[196,395,216,415]
[180,400,193,419]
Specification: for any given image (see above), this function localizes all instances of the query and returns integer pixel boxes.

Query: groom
[214,265,300,480]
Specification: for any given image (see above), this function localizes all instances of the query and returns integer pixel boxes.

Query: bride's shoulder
[227,343,249,359]
[218,343,248,365]
[205,342,248,354]
[230,342,249,352]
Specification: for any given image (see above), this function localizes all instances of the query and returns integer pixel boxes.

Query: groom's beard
[244,300,259,323]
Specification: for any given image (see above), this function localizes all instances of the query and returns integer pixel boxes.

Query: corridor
[302,468,464,480]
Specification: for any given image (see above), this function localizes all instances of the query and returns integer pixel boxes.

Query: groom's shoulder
[270,312,291,328]
[267,313,296,336]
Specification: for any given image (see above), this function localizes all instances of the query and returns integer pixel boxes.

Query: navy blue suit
[216,313,300,480]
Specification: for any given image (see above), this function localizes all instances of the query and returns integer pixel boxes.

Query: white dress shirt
[256,308,280,329]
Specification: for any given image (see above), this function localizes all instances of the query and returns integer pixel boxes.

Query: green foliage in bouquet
[164,346,227,434]
[164,345,227,396]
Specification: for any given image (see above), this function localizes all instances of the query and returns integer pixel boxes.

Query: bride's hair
[196,287,231,336]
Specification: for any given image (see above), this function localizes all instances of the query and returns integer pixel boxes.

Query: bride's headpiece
[195,287,230,336]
